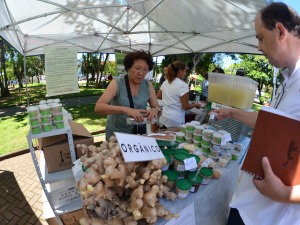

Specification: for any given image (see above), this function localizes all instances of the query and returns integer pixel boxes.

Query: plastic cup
[194,134,202,142]
[42,122,52,132]
[51,103,62,114]
[29,117,40,126]
[203,129,214,139]
[53,113,63,121]
[194,125,205,135]
[55,120,64,129]
[31,125,41,134]
[27,106,39,118]
[176,132,185,142]
[212,132,223,144]
[181,124,187,133]
[39,100,47,105]
[53,98,60,103]
[39,105,51,116]
[186,123,195,132]
[46,99,54,104]
[41,115,52,124]
[201,137,211,147]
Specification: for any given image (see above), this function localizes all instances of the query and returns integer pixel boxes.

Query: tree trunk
[95,53,102,89]
[1,39,9,97]
[85,53,90,88]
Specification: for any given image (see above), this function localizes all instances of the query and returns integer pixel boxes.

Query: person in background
[212,67,225,74]
[156,61,203,128]
[159,66,168,87]
[200,73,209,102]
[210,3,300,225]
[94,50,161,141]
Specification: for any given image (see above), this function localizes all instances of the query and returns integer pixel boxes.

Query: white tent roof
[0,0,267,56]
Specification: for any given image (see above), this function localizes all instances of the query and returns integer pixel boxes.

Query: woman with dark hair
[200,73,209,101]
[156,61,203,127]
[95,50,161,140]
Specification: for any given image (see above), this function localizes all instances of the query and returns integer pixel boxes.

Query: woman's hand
[125,108,148,123]
[253,157,292,203]
[146,107,160,121]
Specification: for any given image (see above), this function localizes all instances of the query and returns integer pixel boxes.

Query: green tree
[0,38,10,97]
[6,44,24,90]
[26,55,44,83]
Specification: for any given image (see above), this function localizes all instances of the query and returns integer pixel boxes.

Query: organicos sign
[114,132,165,163]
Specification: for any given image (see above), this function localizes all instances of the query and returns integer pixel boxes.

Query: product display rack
[27,120,81,225]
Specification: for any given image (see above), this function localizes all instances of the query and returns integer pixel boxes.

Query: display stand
[27,120,82,225]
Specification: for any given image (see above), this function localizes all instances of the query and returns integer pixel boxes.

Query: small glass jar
[188,172,203,193]
[161,155,171,171]
[177,170,186,180]
[162,170,178,190]
[175,179,192,199]
[174,153,188,172]
[200,167,213,185]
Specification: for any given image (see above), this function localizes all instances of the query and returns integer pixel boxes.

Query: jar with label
[41,115,52,124]
[201,137,211,147]
[231,150,239,160]
[209,112,218,124]
[175,179,192,199]
[212,132,223,144]
[55,120,64,129]
[27,106,39,118]
[188,172,203,193]
[51,103,63,114]
[185,137,193,144]
[194,125,205,135]
[185,131,193,139]
[209,147,221,158]
[162,170,178,190]
[211,141,222,151]
[203,129,214,139]
[31,125,41,134]
[39,105,51,116]
[174,153,188,172]
[177,170,186,179]
[193,134,202,142]
[29,117,40,126]
[201,145,210,154]
[161,155,171,171]
[53,113,63,122]
[193,140,201,148]
[42,122,52,132]
[200,167,213,185]
[185,122,195,132]
[187,154,200,172]
[176,132,185,142]
[181,124,187,133]
[162,148,176,165]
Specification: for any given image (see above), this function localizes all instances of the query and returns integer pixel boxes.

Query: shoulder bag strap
[124,75,138,134]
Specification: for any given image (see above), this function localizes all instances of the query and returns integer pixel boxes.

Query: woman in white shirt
[157,61,202,127]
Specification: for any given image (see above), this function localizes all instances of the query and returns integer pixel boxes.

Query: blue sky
[273,0,300,14]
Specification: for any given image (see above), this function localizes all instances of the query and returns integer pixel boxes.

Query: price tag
[184,157,197,170]
[221,133,232,146]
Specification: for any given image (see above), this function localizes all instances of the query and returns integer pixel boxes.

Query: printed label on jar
[177,164,185,171]
[190,186,195,192]
[161,165,169,171]
[178,192,188,198]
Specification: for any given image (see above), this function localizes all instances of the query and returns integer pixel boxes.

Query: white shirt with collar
[229,59,300,225]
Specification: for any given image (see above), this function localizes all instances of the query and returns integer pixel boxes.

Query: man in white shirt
[211,2,300,225]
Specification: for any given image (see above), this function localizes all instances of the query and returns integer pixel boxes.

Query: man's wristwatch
[155,107,162,114]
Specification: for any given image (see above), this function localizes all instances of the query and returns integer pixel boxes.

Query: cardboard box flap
[38,134,66,148]
[68,121,92,138]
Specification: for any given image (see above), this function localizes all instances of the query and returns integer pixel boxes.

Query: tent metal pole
[24,56,29,106]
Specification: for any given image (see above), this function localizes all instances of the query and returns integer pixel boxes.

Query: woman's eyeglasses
[134,67,149,74]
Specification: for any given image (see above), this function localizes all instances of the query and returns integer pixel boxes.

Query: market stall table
[156,137,250,225]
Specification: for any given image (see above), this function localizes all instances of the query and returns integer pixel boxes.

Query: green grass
[0,103,107,155]
[251,103,262,112]
[0,83,105,109]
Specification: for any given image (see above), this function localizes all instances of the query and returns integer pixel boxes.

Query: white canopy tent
[0,0,267,57]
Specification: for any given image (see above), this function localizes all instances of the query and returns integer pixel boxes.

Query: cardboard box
[39,121,94,173]
[45,208,84,225]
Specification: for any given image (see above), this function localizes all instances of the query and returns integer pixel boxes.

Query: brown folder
[241,108,300,186]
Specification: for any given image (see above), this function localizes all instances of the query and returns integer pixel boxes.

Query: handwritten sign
[183,157,197,170]
[221,133,232,146]
[165,202,196,225]
[114,132,165,163]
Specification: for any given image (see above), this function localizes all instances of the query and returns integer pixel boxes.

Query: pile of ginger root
[76,135,178,225]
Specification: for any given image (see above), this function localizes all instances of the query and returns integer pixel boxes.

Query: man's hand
[253,157,291,203]
[209,108,232,121]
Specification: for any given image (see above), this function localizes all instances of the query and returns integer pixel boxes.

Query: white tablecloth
[156,137,251,225]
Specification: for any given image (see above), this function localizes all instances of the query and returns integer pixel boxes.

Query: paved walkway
[0,95,103,224]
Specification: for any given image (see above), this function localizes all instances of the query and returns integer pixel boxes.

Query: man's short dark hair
[260,3,300,38]
[236,69,246,76]
[212,67,225,73]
